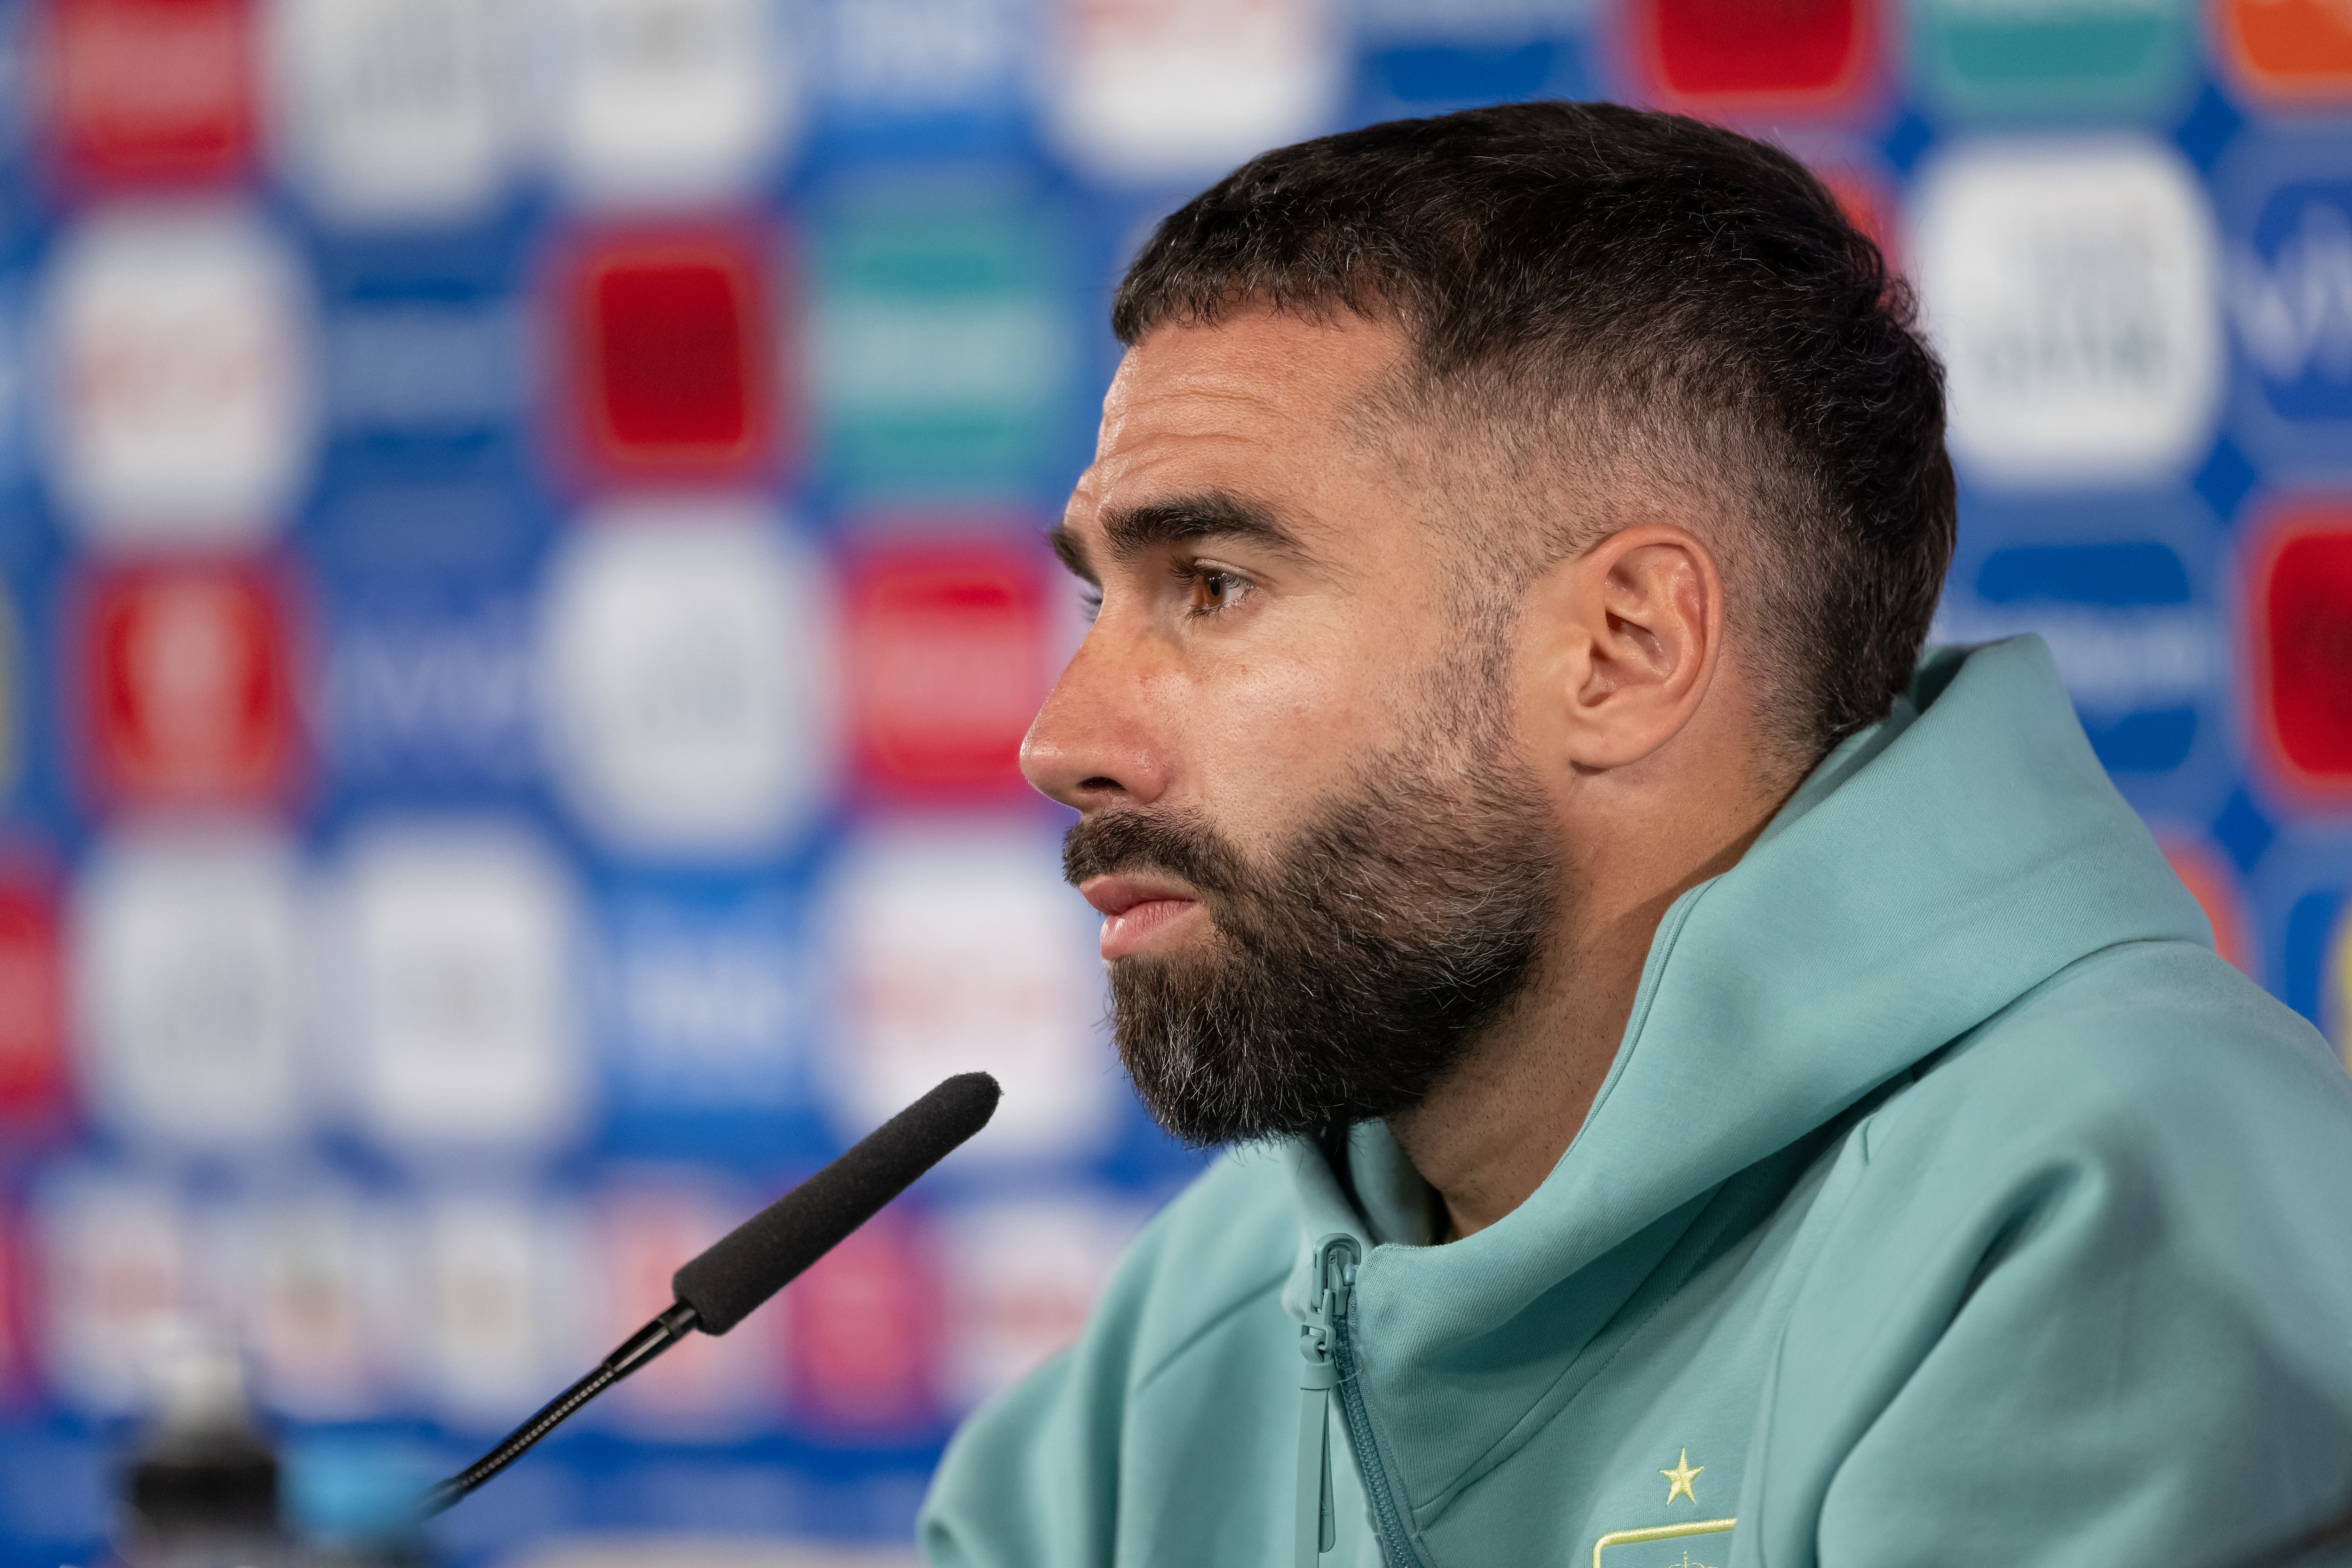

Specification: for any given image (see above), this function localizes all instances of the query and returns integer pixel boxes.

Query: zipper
[1295,1257,1339,1568]
[1295,1233,1420,1568]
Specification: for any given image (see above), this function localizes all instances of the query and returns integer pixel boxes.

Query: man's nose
[1019,631,1169,812]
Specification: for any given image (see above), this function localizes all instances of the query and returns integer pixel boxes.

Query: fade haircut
[1112,100,1955,770]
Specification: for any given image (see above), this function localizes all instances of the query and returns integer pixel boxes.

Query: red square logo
[1634,0,1876,116]
[80,561,300,808]
[846,542,1055,801]
[565,230,775,479]
[785,1212,940,1435]
[43,0,256,188]
[2250,507,2352,799]
[0,876,65,1132]
[2219,0,2352,107]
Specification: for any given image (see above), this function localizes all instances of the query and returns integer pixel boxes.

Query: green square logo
[1907,0,2195,120]
[808,178,1078,501]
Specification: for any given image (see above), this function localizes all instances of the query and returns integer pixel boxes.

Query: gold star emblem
[1661,1448,1702,1506]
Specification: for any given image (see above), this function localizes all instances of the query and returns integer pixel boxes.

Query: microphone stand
[410,1072,1001,1524]
[416,1303,701,1520]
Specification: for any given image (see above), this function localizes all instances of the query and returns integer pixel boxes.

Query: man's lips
[1079,875,1205,960]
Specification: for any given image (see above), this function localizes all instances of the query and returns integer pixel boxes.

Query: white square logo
[269,0,512,226]
[236,1185,380,1418]
[393,1189,586,1429]
[43,203,313,547]
[73,829,309,1154]
[1040,0,1340,184]
[1912,138,2222,486]
[938,1195,1141,1411]
[33,1169,193,1411]
[540,501,836,858]
[824,824,1118,1162]
[333,821,585,1154]
[549,0,796,209]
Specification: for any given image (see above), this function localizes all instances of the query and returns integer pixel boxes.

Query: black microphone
[416,1072,1001,1519]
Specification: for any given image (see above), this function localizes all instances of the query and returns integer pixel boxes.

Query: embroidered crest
[1595,1453,1732,1568]
[1590,1518,1736,1568]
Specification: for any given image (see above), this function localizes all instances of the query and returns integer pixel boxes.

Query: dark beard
[1061,733,1557,1148]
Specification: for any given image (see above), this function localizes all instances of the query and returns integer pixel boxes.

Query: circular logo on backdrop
[1038,0,1341,184]
[823,822,1115,1162]
[548,0,800,209]
[72,827,309,1154]
[273,0,513,226]
[331,819,586,1155]
[1911,137,2221,488]
[41,202,313,548]
[540,499,837,859]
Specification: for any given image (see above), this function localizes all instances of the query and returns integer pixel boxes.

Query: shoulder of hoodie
[1076,1143,1299,1393]
[1849,934,2352,1194]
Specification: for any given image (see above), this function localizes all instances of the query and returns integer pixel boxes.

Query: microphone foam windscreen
[671,1072,1001,1336]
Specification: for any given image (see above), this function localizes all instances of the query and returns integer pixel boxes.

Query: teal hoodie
[920,637,2352,1568]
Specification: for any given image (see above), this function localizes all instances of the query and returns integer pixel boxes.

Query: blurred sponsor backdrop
[0,0,2347,1563]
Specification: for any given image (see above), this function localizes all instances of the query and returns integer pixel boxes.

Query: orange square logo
[2217,0,2352,105]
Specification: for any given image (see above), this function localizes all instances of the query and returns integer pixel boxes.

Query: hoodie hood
[1279,635,2210,1527]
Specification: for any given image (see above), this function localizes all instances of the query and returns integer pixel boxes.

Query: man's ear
[1534,524,1724,772]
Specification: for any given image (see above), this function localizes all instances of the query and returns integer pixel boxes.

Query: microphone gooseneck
[415,1072,1002,1521]
[416,1301,699,1519]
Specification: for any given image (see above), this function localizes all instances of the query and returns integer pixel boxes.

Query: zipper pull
[1315,1233,1361,1326]
[1296,1323,1338,1568]
[1295,1235,1361,1568]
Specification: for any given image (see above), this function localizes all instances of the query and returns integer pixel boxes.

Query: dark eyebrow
[1098,492,1306,565]
[1046,491,1308,588]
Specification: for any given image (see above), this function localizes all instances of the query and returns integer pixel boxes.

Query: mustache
[1062,809,1245,902]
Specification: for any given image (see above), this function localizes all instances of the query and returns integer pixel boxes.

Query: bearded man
[918,102,2352,1568]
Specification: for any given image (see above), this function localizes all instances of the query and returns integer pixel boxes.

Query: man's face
[1023,310,1560,1147]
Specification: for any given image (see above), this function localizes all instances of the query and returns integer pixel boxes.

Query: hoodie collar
[1280,637,2211,1513]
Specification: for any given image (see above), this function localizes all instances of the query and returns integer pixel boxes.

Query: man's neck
[1385,810,1776,1241]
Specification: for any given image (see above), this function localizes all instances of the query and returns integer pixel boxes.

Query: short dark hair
[1112,101,1955,769]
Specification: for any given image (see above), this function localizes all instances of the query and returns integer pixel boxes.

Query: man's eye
[1079,586,1104,624]
[1180,565,1247,617]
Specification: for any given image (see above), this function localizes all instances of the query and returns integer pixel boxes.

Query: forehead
[1073,310,1410,523]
